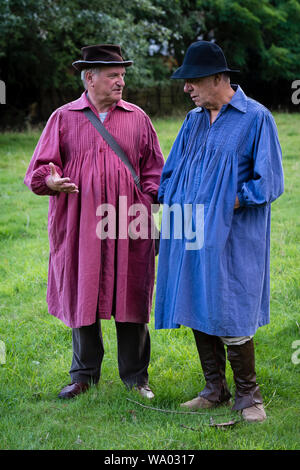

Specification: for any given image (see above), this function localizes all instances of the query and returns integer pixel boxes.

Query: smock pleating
[25,92,164,328]
[155,86,284,336]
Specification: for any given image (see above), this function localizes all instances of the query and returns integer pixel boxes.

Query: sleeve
[157,116,189,203]
[139,115,165,204]
[237,111,284,207]
[24,110,63,196]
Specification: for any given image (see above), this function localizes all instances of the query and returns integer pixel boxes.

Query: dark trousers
[70,320,151,388]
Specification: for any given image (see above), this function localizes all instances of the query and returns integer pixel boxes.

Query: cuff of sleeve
[141,182,159,205]
[237,188,267,208]
[31,165,60,196]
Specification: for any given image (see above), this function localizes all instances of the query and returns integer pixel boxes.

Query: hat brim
[171,65,240,79]
[72,60,133,71]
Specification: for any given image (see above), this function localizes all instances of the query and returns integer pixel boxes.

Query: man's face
[183,75,218,108]
[87,66,126,106]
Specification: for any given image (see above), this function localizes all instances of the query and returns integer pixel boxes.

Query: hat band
[171,64,239,79]
[73,60,133,65]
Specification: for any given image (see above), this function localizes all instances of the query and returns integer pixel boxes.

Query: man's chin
[191,98,202,107]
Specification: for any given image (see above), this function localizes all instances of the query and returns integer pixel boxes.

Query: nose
[117,76,125,87]
[184,82,192,93]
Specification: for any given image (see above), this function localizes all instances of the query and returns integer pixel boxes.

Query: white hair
[80,67,102,89]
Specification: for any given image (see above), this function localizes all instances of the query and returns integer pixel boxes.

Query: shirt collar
[227,84,248,113]
[116,100,134,112]
[195,84,247,114]
[68,91,133,113]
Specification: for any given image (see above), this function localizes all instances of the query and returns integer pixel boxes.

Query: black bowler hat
[171,41,239,79]
[72,44,133,71]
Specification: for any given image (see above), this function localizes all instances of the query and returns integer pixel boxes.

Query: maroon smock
[24,92,164,328]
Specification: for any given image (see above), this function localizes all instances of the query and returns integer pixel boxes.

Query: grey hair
[81,67,102,89]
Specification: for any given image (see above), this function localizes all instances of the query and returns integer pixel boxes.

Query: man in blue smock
[155,41,284,422]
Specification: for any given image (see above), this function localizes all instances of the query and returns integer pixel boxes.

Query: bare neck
[209,85,235,124]
[87,90,117,113]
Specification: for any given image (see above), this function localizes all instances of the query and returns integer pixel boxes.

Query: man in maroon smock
[24,44,164,399]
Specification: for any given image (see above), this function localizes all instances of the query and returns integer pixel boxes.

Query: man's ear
[85,71,94,87]
[213,73,222,86]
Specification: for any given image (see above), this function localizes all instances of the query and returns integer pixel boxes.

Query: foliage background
[1,0,300,128]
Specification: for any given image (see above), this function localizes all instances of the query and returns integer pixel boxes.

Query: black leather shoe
[58,382,90,399]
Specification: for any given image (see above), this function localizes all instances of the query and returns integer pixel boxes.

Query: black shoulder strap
[83,108,141,190]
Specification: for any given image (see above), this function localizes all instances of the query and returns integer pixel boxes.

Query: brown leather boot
[227,339,264,416]
[191,330,232,406]
[58,382,90,399]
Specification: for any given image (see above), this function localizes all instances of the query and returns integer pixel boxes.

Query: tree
[1,0,299,127]
[150,0,300,108]
[0,0,172,125]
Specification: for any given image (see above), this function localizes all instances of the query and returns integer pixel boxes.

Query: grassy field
[0,113,299,451]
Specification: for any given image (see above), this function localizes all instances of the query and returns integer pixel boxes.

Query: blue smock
[155,86,284,336]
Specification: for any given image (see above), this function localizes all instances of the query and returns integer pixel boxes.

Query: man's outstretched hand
[46,162,79,193]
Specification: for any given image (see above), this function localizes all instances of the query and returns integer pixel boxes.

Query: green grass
[0,114,299,450]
